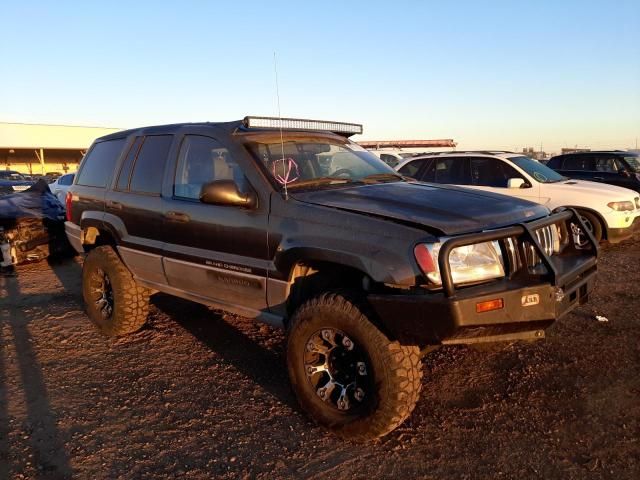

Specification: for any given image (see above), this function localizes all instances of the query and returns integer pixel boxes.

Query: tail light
[65,191,73,221]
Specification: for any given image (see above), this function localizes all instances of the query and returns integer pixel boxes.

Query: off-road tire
[82,245,150,336]
[287,292,423,441]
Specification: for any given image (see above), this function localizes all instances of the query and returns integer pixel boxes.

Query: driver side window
[174,135,246,200]
[470,157,524,188]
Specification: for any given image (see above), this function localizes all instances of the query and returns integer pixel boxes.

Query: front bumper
[607,215,640,243]
[369,209,598,345]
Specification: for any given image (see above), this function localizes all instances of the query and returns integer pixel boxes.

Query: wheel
[287,292,423,441]
[82,245,150,336]
[330,168,355,178]
[571,210,602,248]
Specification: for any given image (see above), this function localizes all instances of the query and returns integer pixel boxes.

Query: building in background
[0,122,121,176]
[521,147,550,161]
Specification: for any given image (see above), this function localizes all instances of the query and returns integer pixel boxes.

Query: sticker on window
[272,157,300,185]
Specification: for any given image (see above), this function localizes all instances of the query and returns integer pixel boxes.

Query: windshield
[0,171,26,181]
[623,156,640,172]
[509,156,566,183]
[248,139,401,190]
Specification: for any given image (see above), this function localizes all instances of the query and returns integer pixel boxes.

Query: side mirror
[507,178,528,189]
[200,180,257,208]
[621,170,631,178]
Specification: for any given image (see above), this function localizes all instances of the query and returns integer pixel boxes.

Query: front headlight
[414,240,505,286]
[607,201,634,212]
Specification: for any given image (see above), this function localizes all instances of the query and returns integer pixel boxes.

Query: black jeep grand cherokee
[65,116,597,440]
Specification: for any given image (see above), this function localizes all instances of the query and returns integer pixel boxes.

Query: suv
[547,151,640,193]
[396,151,640,245]
[65,117,597,440]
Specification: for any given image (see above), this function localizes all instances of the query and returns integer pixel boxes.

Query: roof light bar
[243,116,363,136]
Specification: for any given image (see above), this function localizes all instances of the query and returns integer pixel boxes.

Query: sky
[1,0,639,153]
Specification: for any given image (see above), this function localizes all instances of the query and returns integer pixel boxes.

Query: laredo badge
[521,293,540,307]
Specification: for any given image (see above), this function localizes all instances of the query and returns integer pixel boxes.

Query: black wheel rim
[303,328,372,412]
[89,267,114,320]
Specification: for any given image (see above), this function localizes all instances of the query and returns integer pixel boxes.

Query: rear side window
[76,139,126,187]
[562,155,593,171]
[116,137,144,191]
[423,157,469,184]
[398,159,428,178]
[128,135,173,195]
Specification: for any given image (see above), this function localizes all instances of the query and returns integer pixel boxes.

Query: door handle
[164,211,190,223]
[106,200,123,210]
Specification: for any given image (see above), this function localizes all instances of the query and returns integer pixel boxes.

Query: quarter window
[174,135,246,200]
[76,139,126,188]
[128,135,173,195]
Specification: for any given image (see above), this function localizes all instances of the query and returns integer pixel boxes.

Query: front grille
[503,224,560,273]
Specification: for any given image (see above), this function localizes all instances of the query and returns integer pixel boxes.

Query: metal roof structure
[0,122,121,149]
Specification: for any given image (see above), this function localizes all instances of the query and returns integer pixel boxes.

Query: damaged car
[0,179,69,268]
[65,116,598,440]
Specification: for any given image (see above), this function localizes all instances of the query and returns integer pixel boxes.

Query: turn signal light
[476,298,504,313]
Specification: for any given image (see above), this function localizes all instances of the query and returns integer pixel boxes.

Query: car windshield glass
[509,156,566,183]
[623,156,640,172]
[248,139,400,190]
[0,171,25,181]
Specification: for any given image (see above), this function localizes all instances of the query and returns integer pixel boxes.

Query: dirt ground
[0,236,639,480]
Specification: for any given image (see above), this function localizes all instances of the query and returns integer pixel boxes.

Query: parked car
[0,170,35,196]
[546,151,640,193]
[65,118,597,440]
[49,172,76,204]
[396,151,640,246]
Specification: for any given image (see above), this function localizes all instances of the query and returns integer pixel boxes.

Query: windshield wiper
[360,173,406,184]
[286,176,354,189]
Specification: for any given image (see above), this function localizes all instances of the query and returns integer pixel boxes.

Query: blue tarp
[0,179,65,220]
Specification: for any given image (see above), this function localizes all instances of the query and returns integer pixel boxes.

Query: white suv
[396,151,640,245]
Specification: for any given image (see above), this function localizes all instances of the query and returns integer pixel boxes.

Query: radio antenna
[273,51,288,199]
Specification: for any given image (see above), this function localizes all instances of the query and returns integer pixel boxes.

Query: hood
[291,181,549,236]
[552,179,638,201]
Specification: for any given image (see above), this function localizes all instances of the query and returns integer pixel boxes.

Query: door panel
[161,134,269,310]
[104,134,174,285]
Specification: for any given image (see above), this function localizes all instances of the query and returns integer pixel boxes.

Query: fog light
[476,298,504,313]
